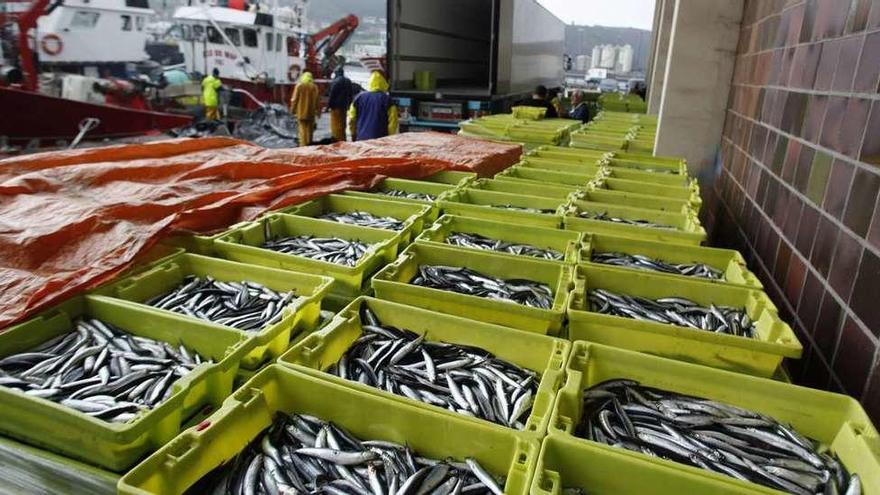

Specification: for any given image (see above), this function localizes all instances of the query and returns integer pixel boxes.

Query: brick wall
[710,0,880,418]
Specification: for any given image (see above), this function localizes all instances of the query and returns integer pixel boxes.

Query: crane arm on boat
[305,14,359,78]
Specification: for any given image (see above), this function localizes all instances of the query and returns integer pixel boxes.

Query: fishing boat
[0,0,191,148]
[166,0,359,108]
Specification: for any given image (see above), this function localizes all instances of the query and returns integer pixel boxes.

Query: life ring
[41,34,63,55]
[287,64,301,82]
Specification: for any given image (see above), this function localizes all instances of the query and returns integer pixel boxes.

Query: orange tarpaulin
[248,132,523,177]
[0,133,522,329]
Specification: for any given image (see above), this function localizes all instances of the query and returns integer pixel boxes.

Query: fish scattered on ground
[318,211,406,231]
[146,276,296,332]
[411,265,554,309]
[577,211,677,230]
[446,232,564,260]
[382,189,436,202]
[577,379,860,495]
[327,304,539,429]
[0,319,211,423]
[588,289,755,337]
[190,412,506,495]
[591,252,724,280]
[262,235,371,267]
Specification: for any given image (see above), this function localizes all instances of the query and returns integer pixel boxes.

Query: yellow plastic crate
[519,156,606,175]
[563,200,707,246]
[420,169,479,186]
[372,243,574,335]
[494,166,605,188]
[528,147,611,165]
[119,365,540,495]
[278,193,432,245]
[92,253,333,369]
[531,435,771,495]
[438,189,567,229]
[550,342,880,494]
[598,177,702,209]
[416,214,584,264]
[0,295,250,471]
[279,297,569,437]
[566,264,801,377]
[606,166,695,187]
[214,214,400,298]
[577,188,693,213]
[579,232,762,288]
[470,178,583,200]
[343,177,459,220]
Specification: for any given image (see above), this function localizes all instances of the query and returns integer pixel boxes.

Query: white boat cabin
[35,0,155,64]
[169,0,309,85]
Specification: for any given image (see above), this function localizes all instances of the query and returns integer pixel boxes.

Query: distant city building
[615,44,634,73]
[599,45,616,69]
[589,43,635,73]
[591,46,601,68]
[575,55,590,71]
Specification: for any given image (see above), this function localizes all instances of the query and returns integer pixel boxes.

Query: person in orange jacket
[289,71,320,146]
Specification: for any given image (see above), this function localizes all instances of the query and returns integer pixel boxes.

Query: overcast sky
[536,0,656,30]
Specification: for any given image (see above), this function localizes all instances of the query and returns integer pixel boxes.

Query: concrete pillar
[647,0,675,114]
[644,0,663,83]
[654,0,743,179]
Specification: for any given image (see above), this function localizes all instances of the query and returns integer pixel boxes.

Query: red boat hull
[0,86,192,146]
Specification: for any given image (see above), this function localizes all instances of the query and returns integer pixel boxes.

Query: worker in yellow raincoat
[348,71,398,141]
[290,71,320,146]
[202,68,222,120]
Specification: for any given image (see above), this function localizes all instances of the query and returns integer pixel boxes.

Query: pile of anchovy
[0,319,210,423]
[491,204,557,214]
[412,265,554,309]
[577,379,860,495]
[262,235,371,267]
[326,305,538,429]
[446,232,564,261]
[190,413,505,495]
[577,211,677,230]
[591,252,724,280]
[382,189,436,202]
[589,289,755,337]
[318,211,405,231]
[146,276,296,332]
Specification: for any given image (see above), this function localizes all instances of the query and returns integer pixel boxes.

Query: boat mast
[16,0,51,90]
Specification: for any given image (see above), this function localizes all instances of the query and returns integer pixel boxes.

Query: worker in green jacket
[202,68,222,120]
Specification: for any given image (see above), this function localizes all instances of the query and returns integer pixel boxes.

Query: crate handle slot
[536,470,559,495]
[225,339,250,359]
[555,416,573,432]
[165,434,198,461]
[237,386,265,408]
[301,335,323,355]
[513,439,532,469]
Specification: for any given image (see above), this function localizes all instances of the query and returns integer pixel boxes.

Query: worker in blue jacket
[348,71,398,141]
[327,67,354,141]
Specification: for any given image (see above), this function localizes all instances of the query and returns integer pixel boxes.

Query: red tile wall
[709,0,880,418]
